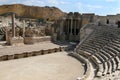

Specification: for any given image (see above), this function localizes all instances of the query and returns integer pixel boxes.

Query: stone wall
[96,16,107,25]
[107,15,117,24]
[95,14,120,25]
[24,36,51,44]
[53,12,95,42]
[82,13,95,26]
[80,24,94,42]
[7,37,24,45]
[0,47,65,61]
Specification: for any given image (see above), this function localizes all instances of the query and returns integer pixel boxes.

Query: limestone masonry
[0,4,120,80]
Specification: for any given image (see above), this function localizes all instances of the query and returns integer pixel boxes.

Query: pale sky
[0,0,120,15]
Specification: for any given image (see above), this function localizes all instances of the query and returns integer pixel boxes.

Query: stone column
[76,19,79,35]
[23,20,25,37]
[76,19,78,35]
[5,20,9,41]
[74,19,76,35]
[52,33,57,41]
[78,18,81,42]
[11,13,15,38]
[70,18,73,34]
[67,19,69,34]
[69,18,73,41]
[60,19,63,35]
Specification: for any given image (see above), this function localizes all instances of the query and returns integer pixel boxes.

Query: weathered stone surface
[24,36,51,44]
[24,37,34,44]
[7,55,14,60]
[7,37,24,45]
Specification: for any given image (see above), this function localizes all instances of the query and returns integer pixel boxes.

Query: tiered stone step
[75,25,120,78]
[68,52,94,80]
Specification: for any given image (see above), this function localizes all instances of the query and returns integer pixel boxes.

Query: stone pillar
[69,18,73,41]
[76,19,79,41]
[5,20,8,42]
[70,18,73,34]
[67,19,69,34]
[65,19,69,40]
[11,13,15,38]
[23,20,25,37]
[77,19,79,35]
[78,18,81,42]
[74,19,76,35]
[52,33,57,41]
[60,19,63,35]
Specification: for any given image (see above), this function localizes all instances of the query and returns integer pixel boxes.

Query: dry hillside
[0,4,66,20]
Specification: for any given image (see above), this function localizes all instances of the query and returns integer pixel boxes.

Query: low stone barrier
[32,51,42,56]
[0,55,6,61]
[0,56,3,61]
[24,36,51,44]
[27,52,35,57]
[14,53,26,59]
[83,62,91,80]
[42,50,49,54]
[55,48,61,52]
[24,37,34,44]
[48,49,55,53]
[2,55,8,60]
[7,55,14,60]
[33,36,51,43]
[7,37,24,45]
[68,53,91,80]
[0,47,65,62]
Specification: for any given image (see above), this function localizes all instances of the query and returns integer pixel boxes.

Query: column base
[6,37,24,46]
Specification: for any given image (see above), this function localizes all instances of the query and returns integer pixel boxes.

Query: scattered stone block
[0,55,8,61]
[43,50,49,54]
[48,49,56,53]
[2,55,8,60]
[24,37,34,44]
[54,48,60,52]
[7,37,24,46]
[7,55,14,60]
[27,52,35,57]
[0,56,3,61]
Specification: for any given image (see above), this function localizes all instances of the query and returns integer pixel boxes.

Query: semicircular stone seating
[75,25,120,79]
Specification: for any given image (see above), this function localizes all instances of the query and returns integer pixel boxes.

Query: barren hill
[0,4,65,20]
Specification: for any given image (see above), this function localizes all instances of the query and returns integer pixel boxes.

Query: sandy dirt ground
[0,52,84,80]
[0,41,68,56]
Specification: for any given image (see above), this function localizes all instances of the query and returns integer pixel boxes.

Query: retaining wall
[0,47,65,62]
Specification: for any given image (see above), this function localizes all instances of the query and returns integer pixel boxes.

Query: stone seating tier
[68,53,92,80]
[75,25,120,78]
